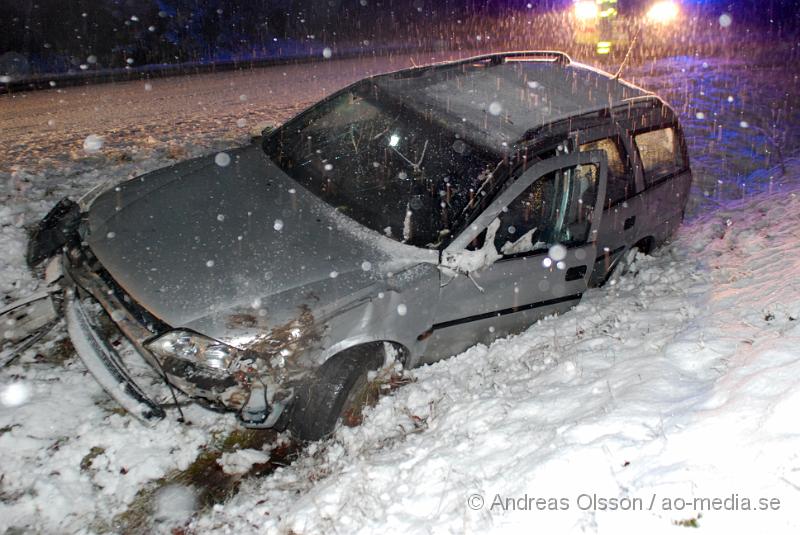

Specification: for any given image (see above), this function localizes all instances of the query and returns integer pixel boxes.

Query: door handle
[565,265,587,281]
[624,215,636,230]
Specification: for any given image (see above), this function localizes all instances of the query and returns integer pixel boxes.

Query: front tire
[289,344,386,442]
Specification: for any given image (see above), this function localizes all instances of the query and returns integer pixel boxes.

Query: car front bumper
[61,251,287,427]
[65,292,166,421]
[29,196,292,427]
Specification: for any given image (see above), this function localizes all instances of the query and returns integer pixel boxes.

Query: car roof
[371,51,654,151]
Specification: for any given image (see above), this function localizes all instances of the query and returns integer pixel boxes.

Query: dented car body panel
[86,145,434,332]
[64,143,441,415]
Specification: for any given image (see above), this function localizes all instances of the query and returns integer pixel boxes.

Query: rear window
[634,127,687,186]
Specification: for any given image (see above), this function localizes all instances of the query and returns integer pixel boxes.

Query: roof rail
[519,95,662,143]
[453,50,572,68]
[617,95,662,109]
[386,50,572,80]
[494,50,572,65]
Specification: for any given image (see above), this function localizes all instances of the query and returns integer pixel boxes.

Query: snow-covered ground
[195,157,800,534]
[1,51,799,533]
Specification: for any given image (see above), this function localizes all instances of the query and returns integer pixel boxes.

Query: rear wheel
[607,246,640,286]
[289,344,386,442]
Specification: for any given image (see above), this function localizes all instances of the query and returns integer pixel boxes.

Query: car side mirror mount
[250,120,280,143]
[439,218,501,281]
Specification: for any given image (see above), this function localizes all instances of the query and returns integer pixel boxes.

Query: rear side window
[579,138,631,205]
[634,127,687,186]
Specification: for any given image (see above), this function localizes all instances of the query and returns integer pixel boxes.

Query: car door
[419,150,608,364]
[577,131,642,286]
[630,124,692,245]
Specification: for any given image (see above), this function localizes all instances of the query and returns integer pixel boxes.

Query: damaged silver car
[15,51,691,440]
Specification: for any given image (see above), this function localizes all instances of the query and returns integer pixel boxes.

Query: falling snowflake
[83,134,104,154]
[0,382,30,407]
[548,244,567,262]
[215,152,231,167]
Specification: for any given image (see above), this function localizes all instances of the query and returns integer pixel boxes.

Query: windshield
[263,82,505,248]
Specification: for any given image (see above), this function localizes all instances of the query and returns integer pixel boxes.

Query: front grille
[72,240,171,336]
[95,267,170,335]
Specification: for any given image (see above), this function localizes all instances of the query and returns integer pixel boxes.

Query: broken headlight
[146,330,239,371]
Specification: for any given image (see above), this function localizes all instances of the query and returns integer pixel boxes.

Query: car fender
[314,263,441,369]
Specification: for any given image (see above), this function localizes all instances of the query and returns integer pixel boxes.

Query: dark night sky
[1,1,798,77]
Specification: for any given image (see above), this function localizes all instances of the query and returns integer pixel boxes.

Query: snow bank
[194,161,800,534]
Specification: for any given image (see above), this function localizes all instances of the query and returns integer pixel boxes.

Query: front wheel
[288,344,386,442]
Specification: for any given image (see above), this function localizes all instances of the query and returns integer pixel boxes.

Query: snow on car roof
[373,55,651,149]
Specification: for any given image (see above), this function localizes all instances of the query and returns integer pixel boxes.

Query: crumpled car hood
[86,144,436,328]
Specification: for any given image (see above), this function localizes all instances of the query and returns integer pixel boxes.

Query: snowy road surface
[1,52,799,533]
[0,52,455,175]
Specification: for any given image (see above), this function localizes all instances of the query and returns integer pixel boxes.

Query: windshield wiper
[391,139,429,173]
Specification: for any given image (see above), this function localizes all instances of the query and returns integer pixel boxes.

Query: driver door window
[492,164,599,257]
[426,152,606,364]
